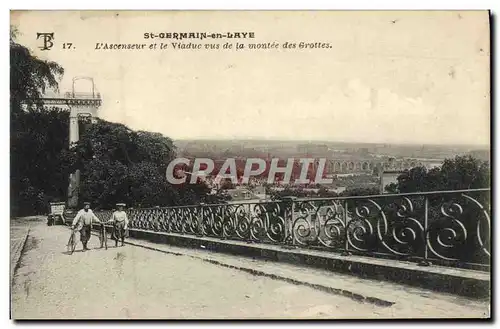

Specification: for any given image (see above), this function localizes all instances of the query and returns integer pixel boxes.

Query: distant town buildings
[296,143,329,156]
[173,140,453,199]
[221,186,271,204]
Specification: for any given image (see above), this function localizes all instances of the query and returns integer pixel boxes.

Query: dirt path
[11,221,387,319]
[10,220,489,319]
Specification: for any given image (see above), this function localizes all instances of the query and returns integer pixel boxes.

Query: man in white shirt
[109,203,129,247]
[71,202,101,251]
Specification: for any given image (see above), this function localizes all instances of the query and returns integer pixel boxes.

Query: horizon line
[171,137,490,148]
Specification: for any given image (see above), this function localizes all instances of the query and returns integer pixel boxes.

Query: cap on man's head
[116,203,126,207]
[84,202,91,206]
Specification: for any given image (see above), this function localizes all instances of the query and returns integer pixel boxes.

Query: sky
[11,10,490,146]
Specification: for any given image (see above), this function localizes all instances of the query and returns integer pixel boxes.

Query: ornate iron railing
[94,188,490,269]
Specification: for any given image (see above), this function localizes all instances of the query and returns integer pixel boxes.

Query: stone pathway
[124,234,490,318]
[10,219,490,319]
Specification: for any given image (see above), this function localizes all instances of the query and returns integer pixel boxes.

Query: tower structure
[37,77,102,208]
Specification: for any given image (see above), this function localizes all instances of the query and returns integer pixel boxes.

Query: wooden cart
[47,202,66,226]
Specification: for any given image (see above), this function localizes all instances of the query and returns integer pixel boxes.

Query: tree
[340,187,380,197]
[384,182,398,194]
[383,156,490,264]
[74,119,213,209]
[10,31,217,215]
[392,155,489,193]
[219,178,235,190]
[10,28,69,216]
[10,27,64,114]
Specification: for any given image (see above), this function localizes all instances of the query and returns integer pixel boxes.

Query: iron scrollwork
[94,188,490,267]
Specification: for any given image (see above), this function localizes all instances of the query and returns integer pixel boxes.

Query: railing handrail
[93,188,491,213]
[91,188,490,269]
[294,187,491,202]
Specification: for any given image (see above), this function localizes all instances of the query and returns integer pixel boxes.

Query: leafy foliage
[10,28,64,114]
[74,119,213,209]
[219,178,236,190]
[10,28,69,216]
[268,185,380,200]
[386,155,490,193]
[11,108,77,216]
[381,156,491,264]
[10,31,215,215]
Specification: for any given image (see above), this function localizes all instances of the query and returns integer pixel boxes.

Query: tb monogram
[37,33,54,51]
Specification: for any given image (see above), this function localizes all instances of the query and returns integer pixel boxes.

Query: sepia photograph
[9,10,491,320]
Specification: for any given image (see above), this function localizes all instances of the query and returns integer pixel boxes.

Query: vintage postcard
[10,10,490,320]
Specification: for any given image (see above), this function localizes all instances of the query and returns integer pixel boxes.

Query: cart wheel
[67,231,77,254]
[99,225,107,250]
[104,226,108,250]
[71,237,77,254]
